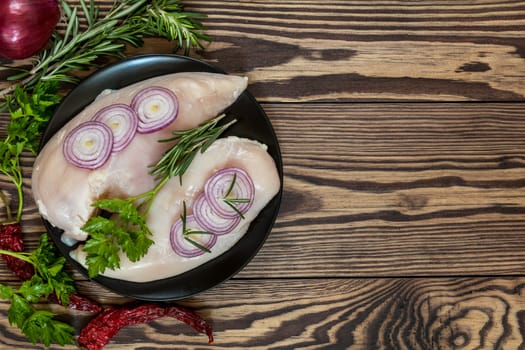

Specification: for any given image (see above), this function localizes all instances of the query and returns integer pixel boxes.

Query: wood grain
[2,103,525,281]
[184,0,525,102]
[1,0,524,102]
[2,278,525,349]
[1,1,525,348]
[242,102,525,277]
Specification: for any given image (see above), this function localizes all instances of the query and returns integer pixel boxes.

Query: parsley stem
[135,176,170,217]
[0,249,32,264]
[0,190,12,222]
[0,160,24,223]
[15,184,23,223]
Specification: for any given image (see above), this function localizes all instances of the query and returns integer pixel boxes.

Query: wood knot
[455,61,491,73]
[397,193,428,211]
[426,296,509,350]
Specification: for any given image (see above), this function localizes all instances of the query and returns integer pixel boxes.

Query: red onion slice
[63,121,113,170]
[131,86,179,133]
[92,104,138,152]
[170,214,217,258]
[193,193,241,235]
[205,167,255,219]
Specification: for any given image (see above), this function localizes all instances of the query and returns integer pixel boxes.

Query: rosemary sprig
[140,0,211,53]
[184,237,212,253]
[0,0,210,101]
[151,114,237,181]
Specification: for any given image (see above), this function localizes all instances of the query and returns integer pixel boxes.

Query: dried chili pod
[0,222,34,280]
[165,305,214,342]
[78,303,213,350]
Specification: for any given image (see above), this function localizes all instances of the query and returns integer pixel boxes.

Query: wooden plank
[1,277,525,348]
[184,0,525,102]
[1,1,524,102]
[240,102,525,277]
[2,103,525,280]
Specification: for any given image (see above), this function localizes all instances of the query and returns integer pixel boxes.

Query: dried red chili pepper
[164,305,214,343]
[78,303,213,350]
[0,222,34,280]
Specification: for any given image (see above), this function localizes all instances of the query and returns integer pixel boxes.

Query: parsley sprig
[0,234,76,346]
[82,115,235,277]
[0,81,61,222]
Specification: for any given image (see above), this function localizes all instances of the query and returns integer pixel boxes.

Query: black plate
[40,54,283,301]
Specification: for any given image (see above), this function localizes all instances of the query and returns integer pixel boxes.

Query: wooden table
[1,1,525,348]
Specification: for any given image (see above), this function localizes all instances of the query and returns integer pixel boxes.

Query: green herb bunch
[0,234,76,346]
[0,81,61,222]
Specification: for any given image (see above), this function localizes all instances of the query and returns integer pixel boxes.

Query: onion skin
[0,0,60,60]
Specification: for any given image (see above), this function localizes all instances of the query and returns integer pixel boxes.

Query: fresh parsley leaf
[21,310,75,347]
[31,234,76,305]
[7,294,74,347]
[0,235,77,305]
[83,227,123,278]
[5,81,60,154]
[18,277,53,303]
[0,284,14,299]
[82,201,154,277]
[8,294,33,329]
[1,80,61,221]
[0,234,76,347]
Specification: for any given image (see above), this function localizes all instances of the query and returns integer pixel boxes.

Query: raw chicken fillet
[31,71,281,282]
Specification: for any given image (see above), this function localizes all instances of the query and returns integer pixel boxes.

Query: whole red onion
[0,0,60,60]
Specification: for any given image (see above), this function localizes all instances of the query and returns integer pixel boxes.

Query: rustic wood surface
[1,0,525,349]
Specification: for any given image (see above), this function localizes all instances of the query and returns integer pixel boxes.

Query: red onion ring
[204,167,255,219]
[193,193,241,235]
[63,121,113,170]
[170,214,217,258]
[92,104,138,152]
[130,86,179,133]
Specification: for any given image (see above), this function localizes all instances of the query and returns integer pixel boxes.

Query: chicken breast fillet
[71,136,280,282]
[32,72,248,243]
